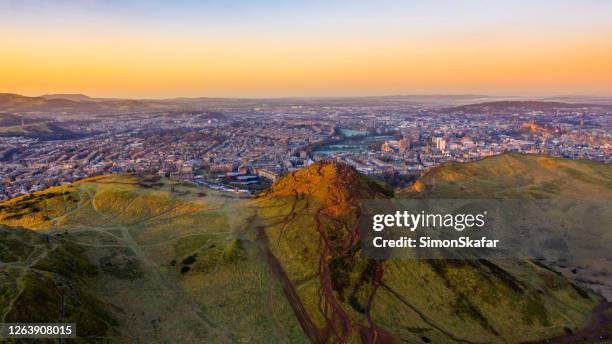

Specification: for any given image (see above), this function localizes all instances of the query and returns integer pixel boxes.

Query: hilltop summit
[263,161,391,201]
[40,93,93,102]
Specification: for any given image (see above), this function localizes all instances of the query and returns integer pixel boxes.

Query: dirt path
[260,169,393,343]
[68,188,233,342]
[266,284,290,344]
[314,207,353,342]
[256,224,322,343]
[1,240,56,323]
[382,283,484,344]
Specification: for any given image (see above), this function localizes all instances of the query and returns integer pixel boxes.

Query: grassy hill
[0,175,305,343]
[0,93,178,115]
[0,225,118,342]
[0,155,610,343]
[0,113,82,140]
[403,153,612,199]
[443,101,612,114]
[0,122,83,140]
[253,159,608,343]
[0,113,45,127]
[401,153,612,303]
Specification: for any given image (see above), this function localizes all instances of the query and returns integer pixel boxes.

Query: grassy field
[0,175,306,343]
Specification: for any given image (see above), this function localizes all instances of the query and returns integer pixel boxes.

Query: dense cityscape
[1,96,610,200]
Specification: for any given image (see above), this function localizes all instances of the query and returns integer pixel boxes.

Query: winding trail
[256,224,322,343]
[261,166,394,344]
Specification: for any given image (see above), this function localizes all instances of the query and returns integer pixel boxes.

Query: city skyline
[2,0,612,98]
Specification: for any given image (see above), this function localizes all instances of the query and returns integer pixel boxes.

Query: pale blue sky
[3,0,611,38]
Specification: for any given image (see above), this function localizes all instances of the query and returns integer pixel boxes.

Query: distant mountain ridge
[443,100,612,114]
[0,93,178,114]
[40,93,94,102]
[2,92,610,115]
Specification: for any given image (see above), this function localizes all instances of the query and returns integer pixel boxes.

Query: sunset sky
[2,0,612,98]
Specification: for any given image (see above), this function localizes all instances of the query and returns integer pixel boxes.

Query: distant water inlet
[314,128,393,156]
[338,128,368,137]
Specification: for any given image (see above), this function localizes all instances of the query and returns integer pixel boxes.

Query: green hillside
[400,152,612,315]
[0,154,610,343]
[254,158,609,343]
[0,114,83,140]
[403,153,612,199]
[0,175,305,343]
[0,225,118,342]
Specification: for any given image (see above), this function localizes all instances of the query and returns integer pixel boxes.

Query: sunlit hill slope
[0,154,610,343]
[404,153,612,199]
[255,158,609,343]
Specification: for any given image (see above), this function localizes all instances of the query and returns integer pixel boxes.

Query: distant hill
[0,122,83,140]
[0,113,45,126]
[0,157,610,342]
[0,113,83,140]
[3,93,471,114]
[443,100,610,114]
[0,93,178,115]
[40,93,94,102]
[0,93,105,114]
[5,92,610,115]
[543,96,612,105]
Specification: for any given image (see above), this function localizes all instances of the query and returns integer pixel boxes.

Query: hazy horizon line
[5,91,612,101]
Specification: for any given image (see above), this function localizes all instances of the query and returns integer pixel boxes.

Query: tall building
[432,137,447,152]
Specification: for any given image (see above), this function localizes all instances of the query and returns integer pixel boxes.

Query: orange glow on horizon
[2,29,611,98]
